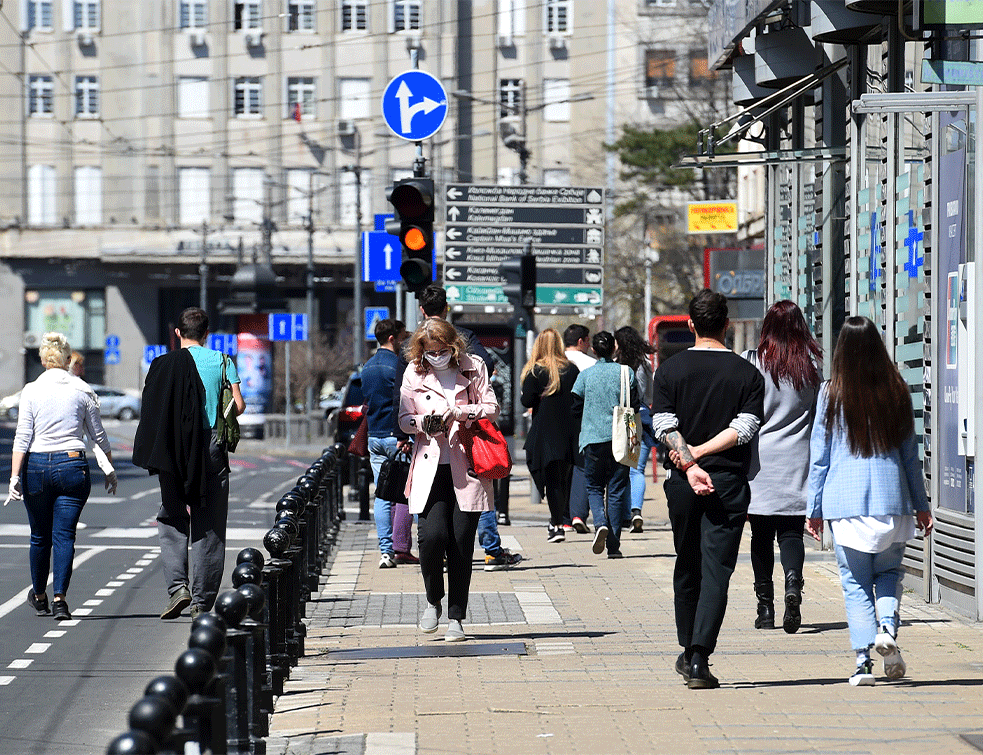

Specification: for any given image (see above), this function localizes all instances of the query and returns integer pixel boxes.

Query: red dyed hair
[756,300,822,392]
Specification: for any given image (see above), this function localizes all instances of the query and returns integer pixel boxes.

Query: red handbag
[459,418,512,479]
[347,415,368,457]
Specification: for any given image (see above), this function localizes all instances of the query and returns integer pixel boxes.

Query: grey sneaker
[444,619,466,642]
[420,603,441,633]
[161,586,191,620]
[379,552,397,569]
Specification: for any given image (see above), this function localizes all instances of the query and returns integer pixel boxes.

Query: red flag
[293,102,302,122]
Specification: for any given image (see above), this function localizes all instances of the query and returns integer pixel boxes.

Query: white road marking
[0,547,107,619]
[0,676,14,685]
[8,659,32,669]
[25,643,50,654]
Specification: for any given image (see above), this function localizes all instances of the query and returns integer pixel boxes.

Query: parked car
[332,371,365,446]
[91,385,141,420]
[0,390,21,421]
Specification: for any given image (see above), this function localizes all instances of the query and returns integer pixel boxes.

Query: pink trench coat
[398,353,500,515]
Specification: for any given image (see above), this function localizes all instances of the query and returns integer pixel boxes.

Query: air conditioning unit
[245,30,264,47]
[76,30,94,46]
[548,33,566,50]
[337,119,357,137]
[497,33,513,47]
[189,30,206,47]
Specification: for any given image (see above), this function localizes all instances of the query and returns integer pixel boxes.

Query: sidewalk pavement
[267,464,983,755]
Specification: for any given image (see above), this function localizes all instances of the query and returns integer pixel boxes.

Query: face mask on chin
[425,352,453,371]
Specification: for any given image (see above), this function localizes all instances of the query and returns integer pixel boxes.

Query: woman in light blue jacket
[806,317,933,686]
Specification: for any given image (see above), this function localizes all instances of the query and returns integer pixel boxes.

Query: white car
[0,390,20,420]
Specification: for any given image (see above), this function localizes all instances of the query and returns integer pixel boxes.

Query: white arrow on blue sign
[365,307,390,341]
[268,313,309,342]
[381,70,448,142]
[362,230,400,283]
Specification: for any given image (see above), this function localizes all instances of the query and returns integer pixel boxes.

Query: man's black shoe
[687,658,720,689]
[674,652,691,682]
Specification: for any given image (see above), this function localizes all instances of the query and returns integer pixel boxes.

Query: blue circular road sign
[381,70,448,142]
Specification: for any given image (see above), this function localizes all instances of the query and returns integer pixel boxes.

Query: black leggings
[748,513,805,585]
[416,466,480,621]
[543,459,572,527]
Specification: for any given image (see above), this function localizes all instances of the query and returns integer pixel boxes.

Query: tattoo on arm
[664,430,695,465]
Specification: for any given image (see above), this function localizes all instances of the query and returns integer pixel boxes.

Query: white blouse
[13,368,111,456]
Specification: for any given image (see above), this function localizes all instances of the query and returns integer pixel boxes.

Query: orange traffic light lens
[404,227,427,251]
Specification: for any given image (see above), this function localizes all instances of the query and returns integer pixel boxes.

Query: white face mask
[425,351,453,371]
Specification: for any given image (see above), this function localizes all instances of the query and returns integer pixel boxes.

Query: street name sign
[442,184,605,307]
[381,71,448,142]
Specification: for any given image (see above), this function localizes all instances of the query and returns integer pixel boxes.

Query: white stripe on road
[0,547,107,620]
[25,643,50,654]
[93,528,157,538]
[8,659,32,669]
[0,677,14,685]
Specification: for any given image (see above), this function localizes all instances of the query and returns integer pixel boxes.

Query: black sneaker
[51,599,72,621]
[27,590,50,616]
[160,586,192,620]
[547,525,565,543]
[484,549,522,571]
[592,526,609,555]
[849,659,876,686]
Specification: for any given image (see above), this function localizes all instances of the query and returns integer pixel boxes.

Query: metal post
[306,172,316,415]
[199,220,208,311]
[285,342,291,447]
[975,85,983,621]
[352,127,364,368]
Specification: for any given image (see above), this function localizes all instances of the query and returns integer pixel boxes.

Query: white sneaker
[419,603,441,633]
[379,553,397,569]
[875,626,906,679]
[849,659,876,686]
[444,619,466,642]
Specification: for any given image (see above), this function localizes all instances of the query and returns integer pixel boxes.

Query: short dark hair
[688,289,728,337]
[178,307,209,342]
[418,284,447,317]
[374,318,405,345]
[592,331,615,359]
[563,323,590,348]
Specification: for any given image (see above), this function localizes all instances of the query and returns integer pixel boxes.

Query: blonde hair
[69,351,85,377]
[39,332,71,369]
[521,328,569,396]
[404,318,467,374]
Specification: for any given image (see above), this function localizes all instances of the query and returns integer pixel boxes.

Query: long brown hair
[521,328,570,396]
[757,300,822,391]
[404,318,467,374]
[824,316,913,457]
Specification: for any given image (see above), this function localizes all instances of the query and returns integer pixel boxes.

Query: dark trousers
[748,514,805,584]
[543,459,572,527]
[156,431,229,611]
[665,469,750,655]
[568,462,588,524]
[417,465,480,621]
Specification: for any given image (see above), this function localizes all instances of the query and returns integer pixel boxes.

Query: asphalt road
[0,419,323,755]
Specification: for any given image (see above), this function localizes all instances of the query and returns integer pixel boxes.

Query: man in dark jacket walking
[134,307,245,620]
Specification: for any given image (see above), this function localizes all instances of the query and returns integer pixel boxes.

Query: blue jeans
[584,442,631,553]
[369,436,400,555]
[22,451,91,597]
[629,421,655,513]
[477,509,502,556]
[568,462,589,523]
[834,540,905,651]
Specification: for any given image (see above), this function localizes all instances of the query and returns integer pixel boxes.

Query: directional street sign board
[362,230,400,284]
[208,333,238,355]
[381,70,448,142]
[442,184,605,308]
[268,313,309,342]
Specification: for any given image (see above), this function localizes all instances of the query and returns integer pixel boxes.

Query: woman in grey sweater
[742,301,821,633]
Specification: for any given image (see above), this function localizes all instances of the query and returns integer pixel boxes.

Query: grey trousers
[156,431,230,611]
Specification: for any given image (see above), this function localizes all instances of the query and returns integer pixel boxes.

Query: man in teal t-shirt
[156,307,245,621]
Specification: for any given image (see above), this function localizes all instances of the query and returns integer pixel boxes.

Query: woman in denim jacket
[806,317,933,686]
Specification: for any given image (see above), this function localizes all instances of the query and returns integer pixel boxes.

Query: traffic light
[386,177,434,292]
[501,251,536,313]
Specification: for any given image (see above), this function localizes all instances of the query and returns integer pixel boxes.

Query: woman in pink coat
[399,317,499,642]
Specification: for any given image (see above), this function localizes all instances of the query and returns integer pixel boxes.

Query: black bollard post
[357,456,371,521]
[214,590,251,755]
[238,582,270,746]
[263,527,293,693]
[174,648,224,755]
[333,443,348,521]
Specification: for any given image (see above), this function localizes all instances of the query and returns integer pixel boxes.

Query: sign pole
[285,341,291,447]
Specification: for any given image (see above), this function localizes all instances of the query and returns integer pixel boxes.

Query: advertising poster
[236,316,273,415]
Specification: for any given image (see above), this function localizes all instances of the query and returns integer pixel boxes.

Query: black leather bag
[376,453,410,504]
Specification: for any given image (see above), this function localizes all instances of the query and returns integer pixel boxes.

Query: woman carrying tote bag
[399,317,500,642]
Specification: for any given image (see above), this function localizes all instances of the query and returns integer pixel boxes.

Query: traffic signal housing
[501,251,536,313]
[386,178,434,292]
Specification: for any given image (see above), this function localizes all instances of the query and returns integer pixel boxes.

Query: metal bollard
[332,443,347,520]
[263,527,293,690]
[357,456,371,521]
[238,582,270,743]
[214,590,252,755]
[174,647,225,755]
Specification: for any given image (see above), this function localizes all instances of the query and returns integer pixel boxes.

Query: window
[338,78,370,120]
[689,50,714,85]
[234,0,261,29]
[180,0,208,28]
[233,168,264,225]
[74,0,100,29]
[28,76,54,117]
[286,77,316,119]
[645,49,675,88]
[500,78,523,119]
[545,0,570,33]
[393,0,420,31]
[74,76,99,117]
[498,0,525,38]
[645,0,676,7]
[288,0,315,30]
[178,167,210,225]
[178,76,209,118]
[339,168,371,227]
[27,0,53,31]
[543,78,570,121]
[234,77,262,117]
[28,165,56,225]
[75,166,102,225]
[341,0,366,30]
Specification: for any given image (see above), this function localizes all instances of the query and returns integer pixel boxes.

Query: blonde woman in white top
[5,333,114,620]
